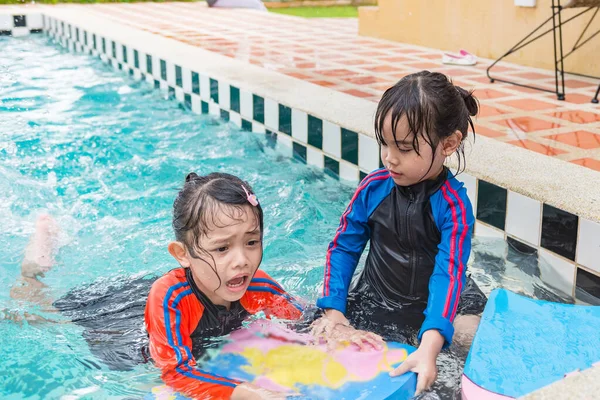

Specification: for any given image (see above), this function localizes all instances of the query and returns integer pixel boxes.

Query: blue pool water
[0,35,572,399]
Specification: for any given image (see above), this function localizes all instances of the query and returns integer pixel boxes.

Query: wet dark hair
[172,172,263,288]
[374,70,479,176]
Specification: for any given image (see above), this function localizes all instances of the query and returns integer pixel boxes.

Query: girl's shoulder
[430,172,474,223]
[241,271,303,320]
[147,267,188,298]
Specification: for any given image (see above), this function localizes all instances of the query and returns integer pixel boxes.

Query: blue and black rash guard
[317,167,475,346]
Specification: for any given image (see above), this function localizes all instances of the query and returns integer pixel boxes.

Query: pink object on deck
[461,375,515,400]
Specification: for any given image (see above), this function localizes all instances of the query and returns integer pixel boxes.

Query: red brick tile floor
[84,3,600,172]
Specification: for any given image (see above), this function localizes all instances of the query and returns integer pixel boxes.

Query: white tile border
[230,112,242,128]
[264,98,279,131]
[166,61,176,87]
[182,67,192,93]
[191,94,201,114]
[240,89,253,119]
[577,218,600,274]
[218,81,230,110]
[359,134,379,172]
[307,147,325,169]
[291,109,308,144]
[200,74,210,101]
[539,249,577,297]
[323,120,342,158]
[475,221,505,239]
[506,190,542,247]
[339,161,359,182]
[461,173,478,218]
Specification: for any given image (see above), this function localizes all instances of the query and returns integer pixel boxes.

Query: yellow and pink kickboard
[146,321,417,399]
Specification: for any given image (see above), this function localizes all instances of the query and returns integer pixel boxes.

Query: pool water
[0,35,572,399]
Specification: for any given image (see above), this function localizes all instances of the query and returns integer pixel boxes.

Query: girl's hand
[389,330,444,395]
[327,323,384,351]
[310,309,384,351]
[309,309,349,337]
[232,383,298,399]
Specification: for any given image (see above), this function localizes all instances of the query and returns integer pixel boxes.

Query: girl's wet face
[187,204,262,307]
[380,114,446,186]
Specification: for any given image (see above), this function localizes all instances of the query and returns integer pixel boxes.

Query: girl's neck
[189,269,232,310]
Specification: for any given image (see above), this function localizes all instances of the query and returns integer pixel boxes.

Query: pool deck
[53,2,600,173]
[520,363,600,400]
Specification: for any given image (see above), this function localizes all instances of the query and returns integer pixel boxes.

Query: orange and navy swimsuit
[145,267,303,399]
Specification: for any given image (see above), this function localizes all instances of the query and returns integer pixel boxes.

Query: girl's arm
[420,181,474,348]
[145,277,242,399]
[316,170,390,314]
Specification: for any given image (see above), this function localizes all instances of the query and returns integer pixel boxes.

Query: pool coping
[26,6,599,221]
[2,5,599,301]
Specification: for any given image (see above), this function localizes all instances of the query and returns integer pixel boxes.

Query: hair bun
[456,86,479,117]
[185,172,199,183]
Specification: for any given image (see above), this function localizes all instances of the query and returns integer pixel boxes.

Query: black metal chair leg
[592,83,600,103]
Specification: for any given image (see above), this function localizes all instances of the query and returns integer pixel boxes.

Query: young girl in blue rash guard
[312,71,487,395]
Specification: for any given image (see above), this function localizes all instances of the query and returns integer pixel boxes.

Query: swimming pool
[0,35,575,399]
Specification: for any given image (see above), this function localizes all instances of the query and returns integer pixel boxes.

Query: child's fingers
[309,318,328,337]
[389,359,413,377]
[363,335,384,350]
[415,373,433,395]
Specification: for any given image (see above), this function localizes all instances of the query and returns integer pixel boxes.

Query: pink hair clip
[242,186,259,207]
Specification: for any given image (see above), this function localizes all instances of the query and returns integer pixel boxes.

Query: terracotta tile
[369,42,399,49]
[378,56,414,63]
[451,80,475,89]
[548,110,600,124]
[570,158,600,172]
[420,53,443,60]
[296,62,317,69]
[469,76,496,85]
[342,59,373,66]
[362,65,401,73]
[437,68,478,77]
[372,83,394,91]
[564,80,596,89]
[493,117,562,132]
[392,72,411,79]
[544,131,600,149]
[511,72,553,81]
[405,62,441,70]
[309,80,338,88]
[500,99,560,111]
[285,71,312,80]
[510,84,556,95]
[315,53,348,61]
[317,68,359,77]
[473,88,513,100]
[342,75,389,85]
[565,93,597,104]
[480,64,516,73]
[354,51,388,57]
[477,104,510,118]
[475,125,506,138]
[508,139,567,156]
[342,88,374,98]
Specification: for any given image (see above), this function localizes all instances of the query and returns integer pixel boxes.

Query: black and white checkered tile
[0,14,43,36]
[41,15,600,303]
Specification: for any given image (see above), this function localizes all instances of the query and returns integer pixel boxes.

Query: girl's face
[380,114,459,186]
[172,204,263,308]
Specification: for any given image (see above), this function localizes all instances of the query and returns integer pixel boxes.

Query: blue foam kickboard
[464,288,600,398]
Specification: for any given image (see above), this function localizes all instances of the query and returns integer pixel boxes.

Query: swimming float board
[462,288,600,399]
[146,321,417,399]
